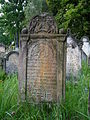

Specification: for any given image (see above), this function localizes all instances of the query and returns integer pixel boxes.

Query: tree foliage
[47,0,90,39]
[24,0,49,25]
[0,0,89,46]
[0,27,12,45]
[24,0,42,25]
[0,0,27,46]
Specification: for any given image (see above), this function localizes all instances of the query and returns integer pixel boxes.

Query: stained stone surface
[19,13,66,103]
[27,41,57,102]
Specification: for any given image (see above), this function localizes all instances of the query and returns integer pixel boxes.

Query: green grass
[0,63,90,120]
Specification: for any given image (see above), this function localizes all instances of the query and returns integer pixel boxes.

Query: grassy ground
[0,63,90,120]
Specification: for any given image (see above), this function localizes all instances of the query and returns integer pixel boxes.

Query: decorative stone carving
[29,13,58,34]
[19,13,66,103]
[21,28,28,34]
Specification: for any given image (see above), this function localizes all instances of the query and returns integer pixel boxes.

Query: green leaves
[24,0,42,24]
[47,0,90,39]
[0,0,27,46]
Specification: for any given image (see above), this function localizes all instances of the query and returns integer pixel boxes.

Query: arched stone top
[81,36,89,42]
[6,51,19,60]
[67,36,77,49]
[28,12,58,34]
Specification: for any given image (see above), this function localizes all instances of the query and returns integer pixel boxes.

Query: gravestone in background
[66,36,81,78]
[88,56,90,66]
[0,43,5,69]
[81,36,90,66]
[19,13,66,103]
[0,57,3,69]
[81,36,90,57]
[5,51,19,74]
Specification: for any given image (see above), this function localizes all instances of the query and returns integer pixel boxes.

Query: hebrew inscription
[27,41,57,102]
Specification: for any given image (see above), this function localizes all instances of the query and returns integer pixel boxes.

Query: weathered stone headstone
[5,51,19,74]
[66,35,81,78]
[19,13,66,103]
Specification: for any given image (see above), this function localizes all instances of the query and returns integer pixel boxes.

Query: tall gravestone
[66,35,81,78]
[19,13,66,103]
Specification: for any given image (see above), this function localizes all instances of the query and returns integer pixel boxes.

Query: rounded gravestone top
[5,50,19,60]
[67,36,77,48]
[81,36,89,42]
[29,13,58,34]
[21,28,28,34]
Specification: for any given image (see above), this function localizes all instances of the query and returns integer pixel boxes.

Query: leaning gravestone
[19,13,66,103]
[5,51,19,74]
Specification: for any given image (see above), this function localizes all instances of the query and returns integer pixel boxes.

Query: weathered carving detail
[19,12,66,103]
[21,28,28,34]
[29,13,58,34]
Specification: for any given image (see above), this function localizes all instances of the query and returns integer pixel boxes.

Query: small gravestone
[66,35,81,78]
[19,13,66,103]
[5,51,19,74]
